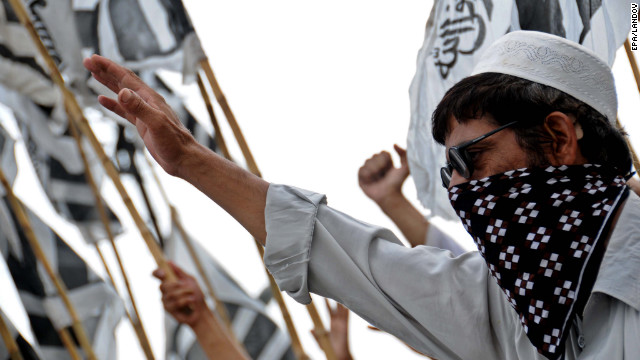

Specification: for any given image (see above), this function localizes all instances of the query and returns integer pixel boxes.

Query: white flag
[74,0,206,82]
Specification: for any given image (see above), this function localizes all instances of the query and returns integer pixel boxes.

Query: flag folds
[74,0,206,81]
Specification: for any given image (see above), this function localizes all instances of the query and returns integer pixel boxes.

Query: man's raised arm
[83,55,269,243]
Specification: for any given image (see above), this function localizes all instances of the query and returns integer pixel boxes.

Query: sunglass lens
[449,148,472,179]
[440,166,452,188]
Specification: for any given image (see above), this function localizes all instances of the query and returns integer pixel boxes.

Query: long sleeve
[425,221,467,256]
[263,184,544,359]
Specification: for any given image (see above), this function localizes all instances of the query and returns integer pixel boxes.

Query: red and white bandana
[448,164,629,359]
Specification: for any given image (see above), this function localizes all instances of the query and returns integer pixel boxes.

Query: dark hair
[432,73,632,176]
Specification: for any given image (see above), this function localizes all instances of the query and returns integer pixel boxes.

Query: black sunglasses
[441,120,519,188]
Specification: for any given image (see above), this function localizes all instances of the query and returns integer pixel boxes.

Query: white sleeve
[425,222,467,256]
[264,184,539,359]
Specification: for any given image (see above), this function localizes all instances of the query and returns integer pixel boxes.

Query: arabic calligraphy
[433,0,486,79]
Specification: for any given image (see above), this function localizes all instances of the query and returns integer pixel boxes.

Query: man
[84,31,639,359]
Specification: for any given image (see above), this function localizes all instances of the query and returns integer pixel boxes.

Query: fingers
[160,279,191,294]
[164,294,196,314]
[335,303,349,317]
[118,88,164,123]
[152,268,166,281]
[161,281,196,314]
[163,286,195,304]
[325,299,349,320]
[325,298,333,313]
[84,55,131,94]
[98,95,136,124]
[85,55,171,113]
[394,144,407,162]
[394,144,410,175]
[168,261,190,280]
[84,55,142,94]
[358,151,393,184]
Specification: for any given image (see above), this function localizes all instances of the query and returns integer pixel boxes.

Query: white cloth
[264,184,640,360]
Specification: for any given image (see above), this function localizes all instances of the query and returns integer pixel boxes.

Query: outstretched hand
[84,55,270,244]
[83,55,197,177]
[358,145,410,207]
[153,262,208,327]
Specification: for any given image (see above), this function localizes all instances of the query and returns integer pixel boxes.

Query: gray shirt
[264,184,640,359]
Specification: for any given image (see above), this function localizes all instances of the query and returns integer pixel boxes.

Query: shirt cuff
[263,184,327,304]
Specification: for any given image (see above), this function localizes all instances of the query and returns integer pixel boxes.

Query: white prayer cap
[471,31,617,123]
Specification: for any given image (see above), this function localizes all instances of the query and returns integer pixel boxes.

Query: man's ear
[544,111,586,165]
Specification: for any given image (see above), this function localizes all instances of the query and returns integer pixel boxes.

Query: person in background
[153,262,249,360]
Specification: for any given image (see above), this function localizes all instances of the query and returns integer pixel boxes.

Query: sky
[4,1,640,359]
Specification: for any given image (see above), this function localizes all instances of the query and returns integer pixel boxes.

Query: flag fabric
[114,123,142,177]
[0,0,60,110]
[0,118,16,187]
[407,0,633,221]
[0,87,122,243]
[0,121,40,360]
[0,308,41,360]
[0,197,124,360]
[407,0,512,221]
[0,117,124,360]
[165,228,295,360]
[1,198,124,360]
[24,0,93,104]
[73,0,206,81]
[512,0,632,66]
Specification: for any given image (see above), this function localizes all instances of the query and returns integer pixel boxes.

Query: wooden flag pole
[199,60,261,177]
[253,244,311,360]
[5,0,176,282]
[134,173,166,248]
[0,169,98,360]
[199,58,335,360]
[93,243,156,360]
[66,120,156,360]
[306,299,338,360]
[57,328,83,360]
[196,74,231,160]
[623,39,640,172]
[106,238,158,358]
[0,313,23,360]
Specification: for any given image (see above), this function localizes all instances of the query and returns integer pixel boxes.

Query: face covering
[448,164,629,359]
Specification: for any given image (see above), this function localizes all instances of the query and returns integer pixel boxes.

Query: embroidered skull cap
[471,31,617,123]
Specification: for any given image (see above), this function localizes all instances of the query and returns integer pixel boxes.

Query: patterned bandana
[448,164,629,359]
